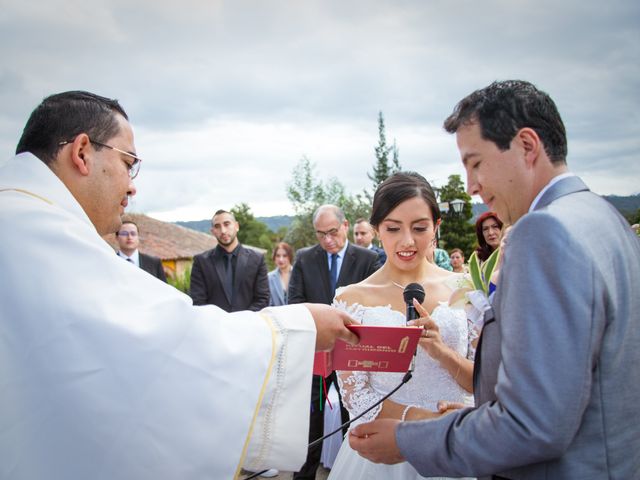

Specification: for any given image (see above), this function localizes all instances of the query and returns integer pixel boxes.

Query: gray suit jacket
[397,176,640,479]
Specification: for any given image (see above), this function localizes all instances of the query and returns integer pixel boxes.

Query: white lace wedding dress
[327,299,476,480]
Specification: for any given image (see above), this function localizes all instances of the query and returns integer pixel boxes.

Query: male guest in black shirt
[190,209,269,312]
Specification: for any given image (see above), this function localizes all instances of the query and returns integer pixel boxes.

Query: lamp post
[432,182,465,246]
[434,191,464,218]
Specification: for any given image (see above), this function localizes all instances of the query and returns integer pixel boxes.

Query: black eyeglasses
[315,227,341,240]
[58,138,142,179]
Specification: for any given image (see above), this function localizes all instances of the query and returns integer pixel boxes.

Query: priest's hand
[304,303,359,351]
[349,419,405,464]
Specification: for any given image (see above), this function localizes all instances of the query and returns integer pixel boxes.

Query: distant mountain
[174,219,211,234]
[175,194,640,233]
[257,215,293,232]
[604,194,640,215]
[471,203,488,220]
[471,194,640,222]
[175,216,295,234]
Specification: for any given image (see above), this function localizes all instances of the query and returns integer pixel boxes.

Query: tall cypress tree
[368,111,401,190]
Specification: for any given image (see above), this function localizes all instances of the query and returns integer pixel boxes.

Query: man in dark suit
[349,80,640,479]
[190,209,269,312]
[353,217,386,266]
[116,220,167,282]
[289,205,378,480]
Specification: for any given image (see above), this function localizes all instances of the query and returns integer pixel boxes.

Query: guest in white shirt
[116,219,167,282]
[353,218,386,266]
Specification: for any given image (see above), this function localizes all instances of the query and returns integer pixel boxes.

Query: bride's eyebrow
[382,218,432,224]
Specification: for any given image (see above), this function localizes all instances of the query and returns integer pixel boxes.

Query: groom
[349,80,640,478]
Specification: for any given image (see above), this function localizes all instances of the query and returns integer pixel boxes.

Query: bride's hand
[408,299,446,360]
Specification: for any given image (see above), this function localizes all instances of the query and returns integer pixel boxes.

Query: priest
[0,91,358,479]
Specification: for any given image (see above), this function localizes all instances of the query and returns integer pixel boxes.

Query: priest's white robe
[0,153,315,479]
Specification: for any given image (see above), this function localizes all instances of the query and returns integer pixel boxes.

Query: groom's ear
[517,127,542,167]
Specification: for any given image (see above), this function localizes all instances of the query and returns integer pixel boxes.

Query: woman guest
[475,211,503,262]
[268,242,294,306]
[449,248,467,273]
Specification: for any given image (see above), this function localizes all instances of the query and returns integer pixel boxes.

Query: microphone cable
[248,284,424,479]
[245,370,413,479]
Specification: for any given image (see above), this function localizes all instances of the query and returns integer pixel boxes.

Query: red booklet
[313,324,423,377]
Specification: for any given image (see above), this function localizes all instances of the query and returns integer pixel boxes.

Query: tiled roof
[103,213,266,260]
[103,213,217,260]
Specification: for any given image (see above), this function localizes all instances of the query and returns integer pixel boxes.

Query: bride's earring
[432,221,441,248]
[431,227,439,248]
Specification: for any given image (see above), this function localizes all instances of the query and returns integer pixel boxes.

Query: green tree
[230,203,273,253]
[285,157,371,250]
[625,207,640,225]
[437,174,476,257]
[627,208,640,237]
[391,138,400,173]
[167,264,191,294]
[368,111,401,192]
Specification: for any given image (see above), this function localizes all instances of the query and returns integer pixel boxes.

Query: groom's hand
[349,419,405,464]
[305,303,360,351]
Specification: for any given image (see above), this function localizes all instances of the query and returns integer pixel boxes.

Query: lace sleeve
[466,318,480,361]
[336,370,385,427]
[464,289,492,361]
[445,273,484,361]
[332,297,386,427]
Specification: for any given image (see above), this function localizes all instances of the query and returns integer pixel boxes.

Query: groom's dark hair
[443,80,567,165]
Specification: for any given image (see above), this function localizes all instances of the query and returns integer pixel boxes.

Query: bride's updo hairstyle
[369,171,441,228]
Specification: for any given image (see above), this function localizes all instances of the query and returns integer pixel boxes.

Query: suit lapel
[472,308,496,393]
[534,176,589,211]
[275,277,285,304]
[314,245,332,301]
[276,272,287,304]
[138,254,146,270]
[338,245,354,287]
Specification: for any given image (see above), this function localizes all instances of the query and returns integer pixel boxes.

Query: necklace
[391,280,425,290]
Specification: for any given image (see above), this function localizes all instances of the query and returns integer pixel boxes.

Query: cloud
[2,0,638,220]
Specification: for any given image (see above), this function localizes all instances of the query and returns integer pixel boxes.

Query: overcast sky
[1,0,638,221]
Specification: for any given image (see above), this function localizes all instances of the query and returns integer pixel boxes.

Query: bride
[328,171,477,479]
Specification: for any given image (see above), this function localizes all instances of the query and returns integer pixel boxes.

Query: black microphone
[403,283,426,324]
[403,283,425,374]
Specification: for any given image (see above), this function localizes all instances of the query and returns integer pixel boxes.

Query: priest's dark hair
[370,171,441,228]
[16,90,128,165]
